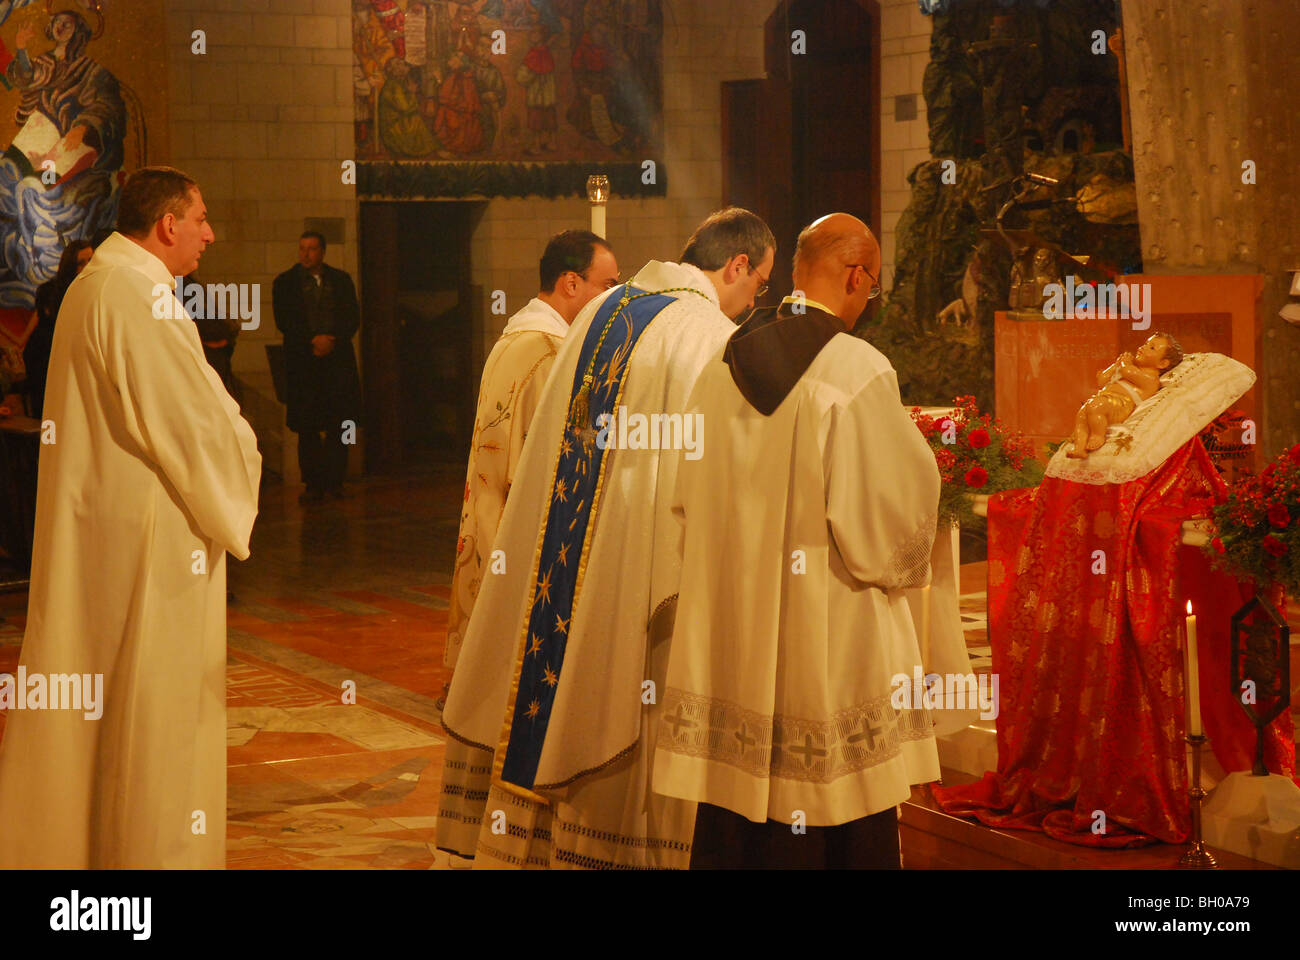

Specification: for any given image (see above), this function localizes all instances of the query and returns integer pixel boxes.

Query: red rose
[1267,503,1290,529]
[1289,444,1300,465]
[964,466,989,488]
[968,427,991,449]
[1261,466,1276,493]
[1263,534,1287,558]
[1211,537,1226,554]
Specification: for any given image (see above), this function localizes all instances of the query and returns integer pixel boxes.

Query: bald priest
[653,214,943,868]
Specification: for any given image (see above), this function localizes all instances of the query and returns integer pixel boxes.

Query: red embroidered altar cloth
[932,439,1296,847]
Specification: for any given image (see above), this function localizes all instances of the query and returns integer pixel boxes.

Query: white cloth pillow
[1044,352,1255,485]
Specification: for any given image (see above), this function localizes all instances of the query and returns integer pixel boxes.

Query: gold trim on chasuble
[489,285,705,805]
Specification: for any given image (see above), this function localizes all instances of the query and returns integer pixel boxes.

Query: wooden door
[722,0,880,304]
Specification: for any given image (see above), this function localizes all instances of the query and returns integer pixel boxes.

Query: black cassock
[271,263,362,435]
[690,803,901,870]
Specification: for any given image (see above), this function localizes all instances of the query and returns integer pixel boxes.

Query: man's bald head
[792,213,880,285]
[790,214,881,328]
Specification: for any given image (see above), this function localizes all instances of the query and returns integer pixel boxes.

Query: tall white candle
[591,204,606,239]
[1185,600,1202,736]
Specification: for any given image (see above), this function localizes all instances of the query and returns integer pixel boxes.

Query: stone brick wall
[878,0,933,286]
[166,0,358,483]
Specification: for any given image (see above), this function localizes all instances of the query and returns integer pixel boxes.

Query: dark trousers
[297,428,348,493]
[689,802,901,869]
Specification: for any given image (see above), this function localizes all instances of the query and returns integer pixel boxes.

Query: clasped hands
[311,334,336,357]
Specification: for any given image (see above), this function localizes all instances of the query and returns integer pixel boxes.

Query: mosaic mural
[353,0,664,197]
[0,0,165,357]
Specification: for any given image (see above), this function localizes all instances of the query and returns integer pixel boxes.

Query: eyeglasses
[846,264,882,300]
[747,263,770,298]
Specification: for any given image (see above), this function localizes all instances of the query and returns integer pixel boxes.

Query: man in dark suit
[272,231,362,503]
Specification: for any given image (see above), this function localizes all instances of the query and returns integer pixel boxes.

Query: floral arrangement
[1205,443,1300,593]
[910,396,1044,528]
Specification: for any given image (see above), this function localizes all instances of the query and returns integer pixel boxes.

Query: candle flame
[1186,600,1193,615]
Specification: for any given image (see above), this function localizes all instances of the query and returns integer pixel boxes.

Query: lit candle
[586,175,610,239]
[1184,600,1202,736]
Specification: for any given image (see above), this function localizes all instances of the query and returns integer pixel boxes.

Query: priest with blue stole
[438,208,776,868]
[436,230,620,857]
[653,214,944,868]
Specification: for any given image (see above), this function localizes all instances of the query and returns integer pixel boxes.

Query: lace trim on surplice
[888,512,937,589]
[658,687,932,785]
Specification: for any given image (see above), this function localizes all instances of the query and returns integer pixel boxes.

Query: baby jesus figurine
[1066,332,1184,458]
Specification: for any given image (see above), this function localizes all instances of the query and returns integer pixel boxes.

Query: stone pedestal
[1202,771,1300,869]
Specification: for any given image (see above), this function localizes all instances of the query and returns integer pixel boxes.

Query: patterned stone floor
[219,469,460,869]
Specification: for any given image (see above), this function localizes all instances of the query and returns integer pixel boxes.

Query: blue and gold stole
[494,281,705,798]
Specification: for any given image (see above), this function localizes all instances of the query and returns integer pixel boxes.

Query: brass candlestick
[1177,733,1217,869]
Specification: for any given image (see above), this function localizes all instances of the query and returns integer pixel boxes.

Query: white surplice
[438,297,566,856]
[0,232,261,868]
[653,332,943,826]
[440,261,733,868]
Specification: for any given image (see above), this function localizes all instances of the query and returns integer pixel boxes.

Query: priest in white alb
[437,229,620,857]
[653,213,943,868]
[0,167,261,869]
[439,208,775,868]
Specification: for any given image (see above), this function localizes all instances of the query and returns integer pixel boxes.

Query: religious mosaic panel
[0,0,167,361]
[353,0,664,199]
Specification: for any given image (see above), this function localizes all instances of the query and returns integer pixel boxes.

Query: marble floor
[221,469,460,869]
[0,467,1296,869]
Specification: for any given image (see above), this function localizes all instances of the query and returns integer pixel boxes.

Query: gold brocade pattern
[658,687,932,784]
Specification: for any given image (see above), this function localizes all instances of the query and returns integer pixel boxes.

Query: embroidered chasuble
[438,260,736,868]
[653,302,944,838]
[438,298,566,855]
[445,298,567,674]
[499,285,679,791]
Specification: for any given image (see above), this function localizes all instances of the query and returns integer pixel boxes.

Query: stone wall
[879,0,934,286]
[166,0,358,483]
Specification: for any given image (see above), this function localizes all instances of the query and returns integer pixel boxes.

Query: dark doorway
[359,201,485,472]
[722,0,881,303]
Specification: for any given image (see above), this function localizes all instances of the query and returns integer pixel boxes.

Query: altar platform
[900,769,1275,870]
[900,559,1300,870]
